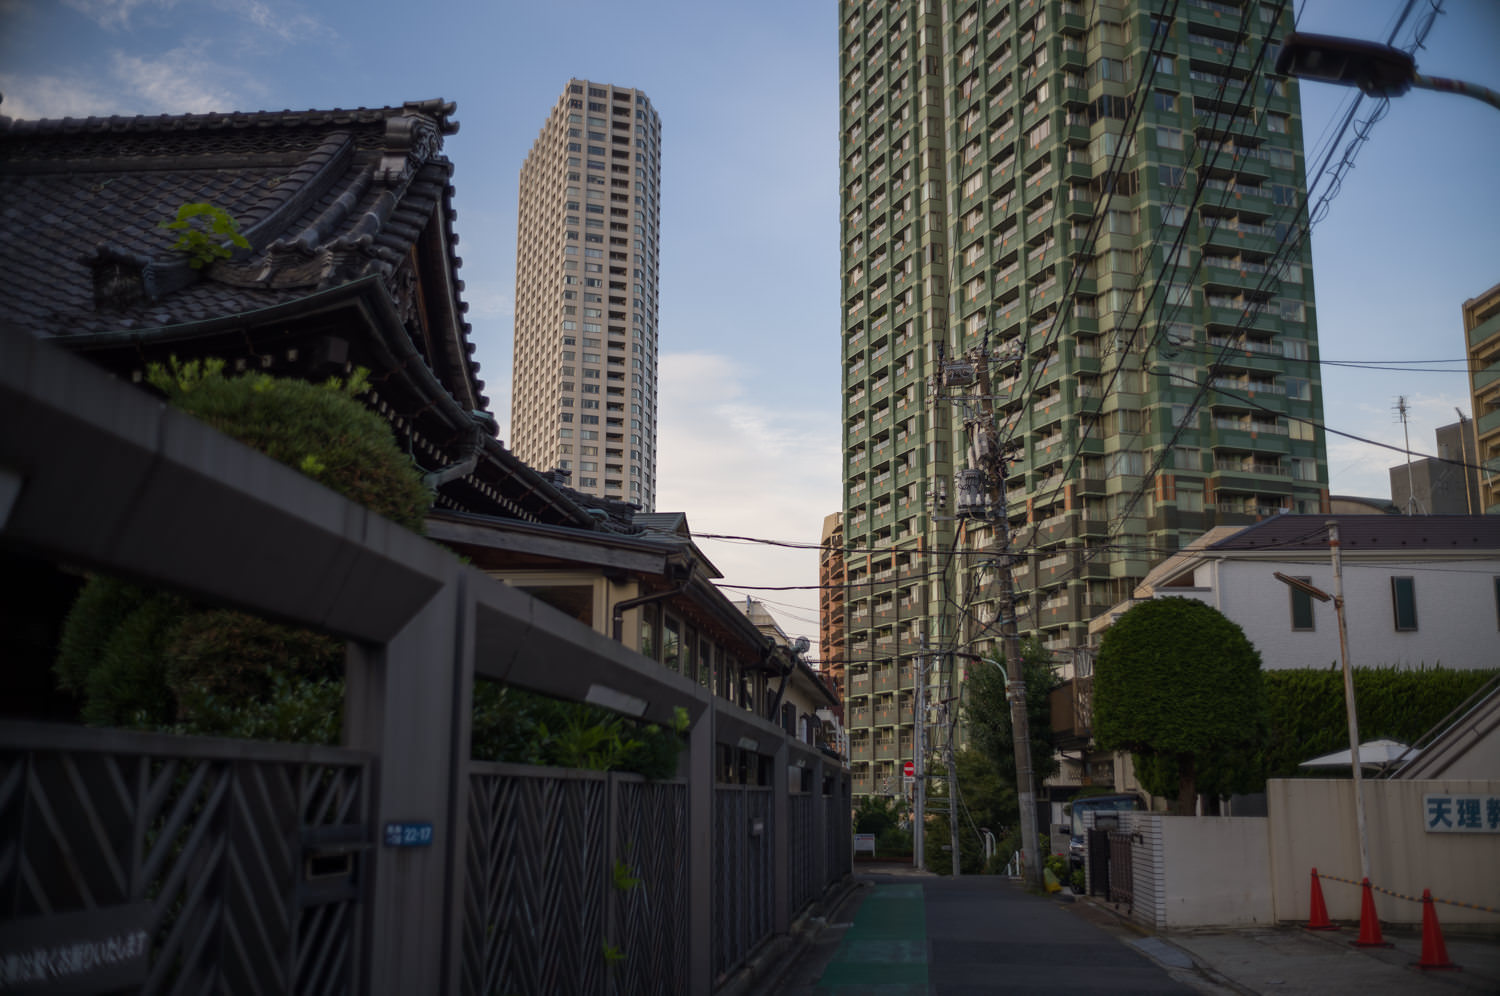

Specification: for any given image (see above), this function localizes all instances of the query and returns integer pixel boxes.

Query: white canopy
[1298,738,1419,769]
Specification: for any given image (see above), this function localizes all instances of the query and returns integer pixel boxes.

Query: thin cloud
[0,73,118,119]
[233,0,329,43]
[61,0,171,31]
[657,352,839,635]
[61,0,325,41]
[109,44,252,113]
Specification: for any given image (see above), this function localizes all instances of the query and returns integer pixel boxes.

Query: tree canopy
[1093,597,1267,812]
[963,639,1061,793]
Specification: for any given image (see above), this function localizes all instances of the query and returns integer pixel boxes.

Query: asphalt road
[776,871,1200,995]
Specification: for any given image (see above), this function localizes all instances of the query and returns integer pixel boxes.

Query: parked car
[1064,793,1144,869]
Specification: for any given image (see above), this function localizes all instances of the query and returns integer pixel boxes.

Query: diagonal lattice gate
[462,763,689,996]
[0,724,369,994]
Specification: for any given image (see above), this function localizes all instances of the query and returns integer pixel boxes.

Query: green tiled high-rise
[838,0,1328,799]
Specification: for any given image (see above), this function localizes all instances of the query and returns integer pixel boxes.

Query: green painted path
[815,884,929,995]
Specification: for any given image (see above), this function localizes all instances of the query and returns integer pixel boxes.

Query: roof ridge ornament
[375,110,446,186]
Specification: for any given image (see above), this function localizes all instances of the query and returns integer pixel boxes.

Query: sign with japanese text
[0,904,151,993]
[1423,794,1500,833]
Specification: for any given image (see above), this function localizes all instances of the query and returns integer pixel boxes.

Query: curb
[717,875,862,996]
[1068,894,1254,995]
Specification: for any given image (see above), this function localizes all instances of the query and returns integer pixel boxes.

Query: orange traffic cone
[1303,868,1338,931]
[1414,889,1459,971]
[1350,878,1392,948]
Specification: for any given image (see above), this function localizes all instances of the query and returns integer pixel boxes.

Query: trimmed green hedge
[1264,667,1497,777]
[1094,598,1267,804]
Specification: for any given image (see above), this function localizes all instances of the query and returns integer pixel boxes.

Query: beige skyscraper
[511,79,661,509]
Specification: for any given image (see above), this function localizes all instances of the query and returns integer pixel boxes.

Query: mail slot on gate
[299,826,370,907]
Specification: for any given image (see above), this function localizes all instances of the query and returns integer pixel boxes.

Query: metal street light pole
[1274,525,1372,882]
[1326,520,1372,883]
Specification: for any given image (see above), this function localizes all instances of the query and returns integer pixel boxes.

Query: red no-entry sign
[903,761,915,778]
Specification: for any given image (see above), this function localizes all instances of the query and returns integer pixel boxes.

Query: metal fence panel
[613,779,689,996]
[1107,829,1134,910]
[788,794,814,914]
[713,786,773,981]
[463,765,609,996]
[0,727,368,995]
[824,782,850,889]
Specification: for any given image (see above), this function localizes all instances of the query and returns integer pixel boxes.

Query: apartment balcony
[1049,675,1093,749]
[852,741,874,763]
[875,741,900,761]
[849,705,872,727]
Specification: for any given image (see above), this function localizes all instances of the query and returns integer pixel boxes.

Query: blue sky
[2,0,1497,650]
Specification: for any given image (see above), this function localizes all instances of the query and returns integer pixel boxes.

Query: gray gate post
[687,701,716,993]
[772,738,790,934]
[344,564,471,995]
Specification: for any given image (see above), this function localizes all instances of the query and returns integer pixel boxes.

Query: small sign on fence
[1423,794,1500,833]
[854,833,877,855]
[0,903,151,993]
[384,821,435,847]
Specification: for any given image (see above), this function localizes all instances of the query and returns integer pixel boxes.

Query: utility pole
[944,694,962,876]
[939,343,1043,891]
[913,642,926,871]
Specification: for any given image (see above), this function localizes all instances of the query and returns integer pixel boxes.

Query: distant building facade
[837,0,1327,798]
[1089,515,1500,671]
[818,512,848,699]
[1465,281,1500,513]
[511,79,661,509]
[1388,420,1482,515]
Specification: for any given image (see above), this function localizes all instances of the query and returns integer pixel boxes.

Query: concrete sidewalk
[1072,894,1500,995]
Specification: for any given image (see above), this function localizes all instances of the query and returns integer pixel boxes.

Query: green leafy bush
[876,826,913,858]
[471,681,689,780]
[854,795,906,836]
[54,360,429,740]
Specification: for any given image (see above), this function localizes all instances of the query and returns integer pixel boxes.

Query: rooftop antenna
[1395,396,1421,515]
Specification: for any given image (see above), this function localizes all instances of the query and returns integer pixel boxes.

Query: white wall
[1192,556,1500,670]
[1089,813,1273,930]
[1267,778,1500,926]
[1159,816,1274,928]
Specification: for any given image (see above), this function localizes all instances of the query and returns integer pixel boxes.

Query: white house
[1089,515,1500,671]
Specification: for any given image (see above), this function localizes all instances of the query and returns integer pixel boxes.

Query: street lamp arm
[1276,30,1500,113]
[1412,73,1500,112]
